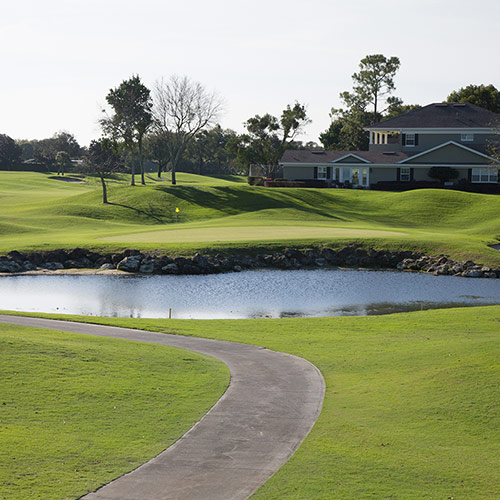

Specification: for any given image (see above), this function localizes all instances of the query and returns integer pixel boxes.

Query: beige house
[280,103,500,190]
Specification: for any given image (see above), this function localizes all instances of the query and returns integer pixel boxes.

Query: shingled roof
[367,102,500,130]
[280,150,410,164]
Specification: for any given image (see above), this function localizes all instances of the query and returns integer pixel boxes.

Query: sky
[1,0,499,146]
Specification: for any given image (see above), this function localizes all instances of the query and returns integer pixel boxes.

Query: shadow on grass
[107,202,166,223]
[152,185,346,221]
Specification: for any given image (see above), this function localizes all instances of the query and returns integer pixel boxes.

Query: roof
[367,102,500,130]
[280,149,410,164]
[280,142,499,166]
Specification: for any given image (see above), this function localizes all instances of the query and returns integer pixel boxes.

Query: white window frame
[400,167,411,182]
[461,133,474,142]
[405,133,416,147]
[317,166,327,179]
[471,167,498,183]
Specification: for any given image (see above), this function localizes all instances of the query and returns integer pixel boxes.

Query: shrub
[247,176,265,186]
[427,166,459,182]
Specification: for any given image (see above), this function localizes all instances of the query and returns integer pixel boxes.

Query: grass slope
[0,323,229,500]
[5,306,500,499]
[1,172,500,264]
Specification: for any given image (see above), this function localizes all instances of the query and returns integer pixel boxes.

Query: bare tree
[153,75,222,185]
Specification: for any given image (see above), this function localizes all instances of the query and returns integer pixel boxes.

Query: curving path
[0,315,325,500]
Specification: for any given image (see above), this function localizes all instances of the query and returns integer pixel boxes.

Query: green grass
[0,322,229,500]
[1,171,500,265]
[4,306,500,499]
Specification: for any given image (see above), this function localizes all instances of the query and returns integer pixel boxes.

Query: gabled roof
[280,150,409,165]
[367,103,500,130]
[398,141,499,164]
[332,153,371,163]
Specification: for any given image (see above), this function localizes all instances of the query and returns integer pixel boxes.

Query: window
[400,167,411,181]
[317,166,327,179]
[362,168,368,186]
[471,167,498,183]
[461,133,474,142]
[351,168,359,185]
[334,167,340,182]
[405,133,415,147]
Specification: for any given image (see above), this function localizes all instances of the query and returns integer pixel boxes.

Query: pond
[1,269,499,319]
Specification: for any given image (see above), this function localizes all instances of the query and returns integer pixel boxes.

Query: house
[280,103,500,191]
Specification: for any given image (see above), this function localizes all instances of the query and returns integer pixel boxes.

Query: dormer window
[461,133,474,142]
[405,133,416,147]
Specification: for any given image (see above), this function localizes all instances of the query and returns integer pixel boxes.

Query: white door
[342,167,369,187]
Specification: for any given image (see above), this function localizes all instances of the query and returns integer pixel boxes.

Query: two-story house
[280,103,500,190]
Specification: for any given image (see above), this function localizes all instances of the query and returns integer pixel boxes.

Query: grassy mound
[1,172,499,264]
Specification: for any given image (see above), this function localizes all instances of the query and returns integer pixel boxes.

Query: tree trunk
[139,138,145,185]
[100,175,108,204]
[171,166,176,185]
[130,155,135,186]
[158,162,162,178]
[373,93,378,124]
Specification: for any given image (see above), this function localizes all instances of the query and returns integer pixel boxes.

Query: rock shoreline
[0,247,499,279]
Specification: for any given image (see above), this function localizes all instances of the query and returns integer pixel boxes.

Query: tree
[55,151,72,175]
[145,131,171,178]
[18,131,82,167]
[228,103,310,176]
[0,134,22,169]
[51,131,82,157]
[383,98,421,119]
[101,75,152,186]
[447,84,500,114]
[187,126,239,175]
[340,54,400,124]
[319,108,372,150]
[152,75,222,185]
[84,139,123,204]
[320,54,401,151]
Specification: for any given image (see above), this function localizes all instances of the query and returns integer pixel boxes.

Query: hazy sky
[1,0,499,146]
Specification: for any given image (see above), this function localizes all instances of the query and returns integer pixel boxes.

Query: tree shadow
[152,185,347,221]
[107,202,165,223]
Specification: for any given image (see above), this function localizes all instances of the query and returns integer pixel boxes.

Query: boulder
[43,262,64,270]
[117,255,143,272]
[100,263,115,270]
[162,263,179,274]
[139,257,156,274]
[7,250,25,263]
[0,260,22,273]
[22,261,37,271]
[461,269,483,278]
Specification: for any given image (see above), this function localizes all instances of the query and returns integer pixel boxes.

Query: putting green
[100,225,407,244]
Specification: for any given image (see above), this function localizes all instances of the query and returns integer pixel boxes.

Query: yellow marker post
[175,207,179,225]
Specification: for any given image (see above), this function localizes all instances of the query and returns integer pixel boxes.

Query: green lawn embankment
[4,306,500,499]
[1,171,500,265]
[0,322,229,500]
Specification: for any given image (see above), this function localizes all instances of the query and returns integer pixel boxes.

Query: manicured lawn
[1,171,500,265]
[0,322,229,500]
[6,306,500,499]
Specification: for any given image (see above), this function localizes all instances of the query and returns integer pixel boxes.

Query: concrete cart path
[0,315,325,500]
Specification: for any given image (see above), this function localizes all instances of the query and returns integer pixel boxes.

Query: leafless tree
[153,75,222,184]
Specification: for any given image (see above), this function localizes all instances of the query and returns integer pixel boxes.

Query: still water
[0,269,499,319]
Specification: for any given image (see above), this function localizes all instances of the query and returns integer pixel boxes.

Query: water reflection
[0,269,499,319]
